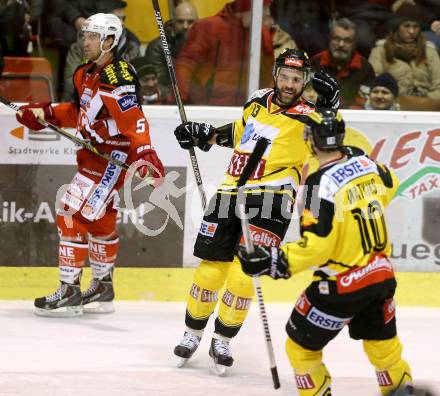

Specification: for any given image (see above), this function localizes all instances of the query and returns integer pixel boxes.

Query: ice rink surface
[0,301,439,396]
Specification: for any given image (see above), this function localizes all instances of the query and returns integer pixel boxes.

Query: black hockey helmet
[272,48,312,83]
[305,108,345,151]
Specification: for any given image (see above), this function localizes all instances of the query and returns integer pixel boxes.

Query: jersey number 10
[351,200,388,255]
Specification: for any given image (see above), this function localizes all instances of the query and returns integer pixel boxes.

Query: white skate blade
[34,305,83,318]
[209,358,227,377]
[176,356,188,368]
[82,301,115,314]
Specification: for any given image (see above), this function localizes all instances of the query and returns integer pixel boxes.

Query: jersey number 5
[136,119,146,133]
[351,200,388,255]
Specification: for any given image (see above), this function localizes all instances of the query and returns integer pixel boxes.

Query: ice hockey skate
[174,330,202,367]
[81,275,115,314]
[34,282,83,317]
[208,336,234,376]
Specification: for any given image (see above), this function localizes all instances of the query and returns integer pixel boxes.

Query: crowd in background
[1,0,440,110]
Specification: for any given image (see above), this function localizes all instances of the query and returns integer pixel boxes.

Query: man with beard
[172,49,340,375]
[311,18,375,108]
[144,1,198,94]
[131,62,173,105]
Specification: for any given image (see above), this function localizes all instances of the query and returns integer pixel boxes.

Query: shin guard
[185,260,229,330]
[88,236,119,280]
[58,240,88,284]
[363,337,412,395]
[216,257,254,338]
[286,338,331,396]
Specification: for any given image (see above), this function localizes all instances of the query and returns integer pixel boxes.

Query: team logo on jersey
[112,85,135,95]
[82,151,128,220]
[336,256,394,294]
[117,94,138,112]
[199,221,217,237]
[329,157,376,187]
[80,88,93,107]
[118,61,134,82]
[104,64,118,85]
[241,122,255,144]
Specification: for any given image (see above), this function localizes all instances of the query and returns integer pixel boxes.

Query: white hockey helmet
[81,13,122,51]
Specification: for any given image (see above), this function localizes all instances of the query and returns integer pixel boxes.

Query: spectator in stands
[270,0,331,57]
[264,2,297,59]
[0,0,33,56]
[144,1,198,95]
[175,0,275,106]
[62,0,141,100]
[131,61,172,105]
[63,0,122,31]
[369,4,440,110]
[367,72,400,110]
[392,0,440,52]
[311,18,376,108]
[333,0,394,58]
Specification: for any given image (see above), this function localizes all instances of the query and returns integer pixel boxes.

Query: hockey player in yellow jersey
[172,49,342,374]
[238,109,413,395]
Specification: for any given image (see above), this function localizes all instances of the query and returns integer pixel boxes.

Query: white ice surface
[0,302,438,396]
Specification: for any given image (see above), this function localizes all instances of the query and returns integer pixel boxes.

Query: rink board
[1,106,440,271]
[1,267,439,307]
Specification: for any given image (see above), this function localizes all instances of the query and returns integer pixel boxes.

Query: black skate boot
[34,282,82,317]
[209,336,234,376]
[174,330,202,367]
[81,273,115,314]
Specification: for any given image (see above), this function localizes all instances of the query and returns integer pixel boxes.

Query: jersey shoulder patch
[101,59,137,88]
[285,100,315,116]
[318,155,378,202]
[247,88,272,102]
[243,88,273,110]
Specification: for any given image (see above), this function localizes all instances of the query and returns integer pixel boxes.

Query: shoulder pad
[318,156,378,202]
[247,88,272,102]
[102,59,137,87]
[286,101,315,115]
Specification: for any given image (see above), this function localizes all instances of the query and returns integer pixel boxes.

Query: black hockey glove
[237,245,291,280]
[174,121,215,152]
[312,70,340,110]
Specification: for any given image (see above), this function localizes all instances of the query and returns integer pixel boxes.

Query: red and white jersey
[53,57,151,163]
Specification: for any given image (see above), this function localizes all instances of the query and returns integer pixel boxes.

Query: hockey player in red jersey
[16,13,164,317]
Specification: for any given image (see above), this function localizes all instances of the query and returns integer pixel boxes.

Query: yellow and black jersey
[281,153,399,280]
[218,88,314,193]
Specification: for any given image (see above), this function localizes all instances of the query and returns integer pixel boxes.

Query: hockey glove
[174,121,215,151]
[312,70,340,110]
[15,102,59,131]
[132,147,165,187]
[237,245,291,280]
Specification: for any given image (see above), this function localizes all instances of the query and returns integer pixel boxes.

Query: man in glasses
[62,0,141,100]
[310,18,375,108]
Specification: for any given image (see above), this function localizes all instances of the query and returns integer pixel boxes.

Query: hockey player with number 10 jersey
[238,109,412,396]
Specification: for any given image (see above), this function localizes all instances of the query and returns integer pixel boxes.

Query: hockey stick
[151,0,207,210]
[236,137,281,390]
[0,96,153,184]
